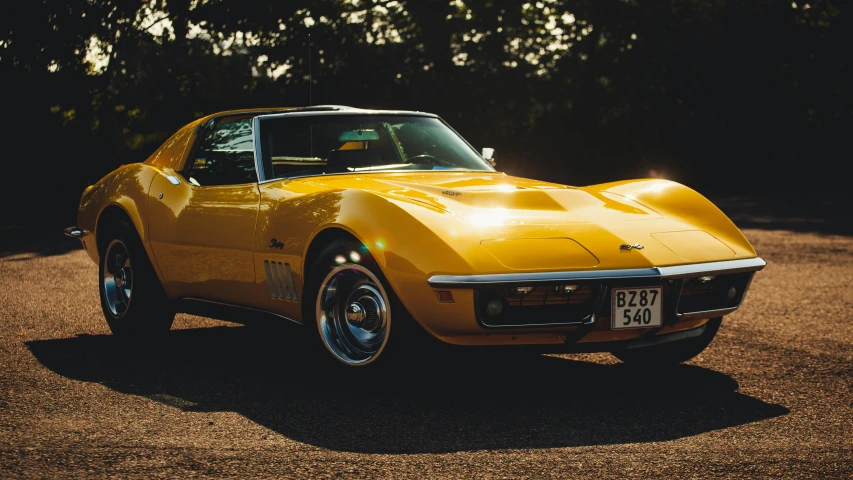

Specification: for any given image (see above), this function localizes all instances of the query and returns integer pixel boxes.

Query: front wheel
[316,262,392,366]
[302,239,427,368]
[610,317,722,365]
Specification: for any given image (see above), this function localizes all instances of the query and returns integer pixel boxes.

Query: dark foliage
[1,0,849,227]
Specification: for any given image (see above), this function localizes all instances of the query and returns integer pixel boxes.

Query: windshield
[257,114,493,179]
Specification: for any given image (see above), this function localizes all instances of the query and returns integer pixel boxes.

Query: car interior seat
[326,149,384,169]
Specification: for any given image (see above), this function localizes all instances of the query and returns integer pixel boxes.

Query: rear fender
[79,164,164,283]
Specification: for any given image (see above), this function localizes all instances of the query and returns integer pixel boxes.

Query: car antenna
[308,33,313,157]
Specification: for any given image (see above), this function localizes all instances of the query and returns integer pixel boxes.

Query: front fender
[328,189,505,339]
[590,179,757,258]
[256,185,496,337]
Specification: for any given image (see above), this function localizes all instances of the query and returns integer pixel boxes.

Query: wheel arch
[294,192,475,342]
[96,204,139,251]
[94,201,167,287]
[302,226,364,283]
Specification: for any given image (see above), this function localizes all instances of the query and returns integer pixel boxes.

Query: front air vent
[264,260,298,301]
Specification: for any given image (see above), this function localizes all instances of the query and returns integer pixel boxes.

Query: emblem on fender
[269,238,284,249]
[620,243,644,250]
[442,190,461,196]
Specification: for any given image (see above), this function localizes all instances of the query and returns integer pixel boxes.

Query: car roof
[198,105,437,124]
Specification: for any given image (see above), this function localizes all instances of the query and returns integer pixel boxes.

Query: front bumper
[428,257,767,289]
[63,226,90,239]
[424,257,765,344]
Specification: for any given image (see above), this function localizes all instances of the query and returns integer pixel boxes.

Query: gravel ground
[1,222,851,478]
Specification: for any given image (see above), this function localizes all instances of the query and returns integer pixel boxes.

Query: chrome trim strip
[430,268,660,288]
[263,260,277,298]
[276,261,292,300]
[427,257,766,288]
[271,261,285,298]
[252,116,264,182]
[254,110,438,121]
[285,262,298,301]
[63,226,90,238]
[259,169,489,184]
[621,322,708,350]
[656,257,767,279]
[180,297,302,325]
[677,306,740,321]
[479,316,595,330]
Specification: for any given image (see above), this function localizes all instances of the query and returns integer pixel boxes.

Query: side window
[187,116,256,186]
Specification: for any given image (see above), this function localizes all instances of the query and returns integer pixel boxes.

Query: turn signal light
[438,291,455,303]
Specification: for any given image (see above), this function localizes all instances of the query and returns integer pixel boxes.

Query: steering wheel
[406,154,450,166]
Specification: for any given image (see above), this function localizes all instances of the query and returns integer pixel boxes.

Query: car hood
[290,172,751,270]
[294,171,662,225]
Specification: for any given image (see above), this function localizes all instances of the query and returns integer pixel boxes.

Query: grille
[676,272,752,315]
[503,284,594,306]
[264,260,298,301]
[476,283,600,328]
[472,271,754,329]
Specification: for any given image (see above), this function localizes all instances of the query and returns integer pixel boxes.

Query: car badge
[620,243,644,251]
[442,190,461,196]
[269,238,284,249]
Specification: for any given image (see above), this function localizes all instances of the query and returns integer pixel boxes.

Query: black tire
[610,317,722,365]
[98,218,175,338]
[301,238,427,369]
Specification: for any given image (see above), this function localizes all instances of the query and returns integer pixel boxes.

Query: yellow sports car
[66,106,765,367]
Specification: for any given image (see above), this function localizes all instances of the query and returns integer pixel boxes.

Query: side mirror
[482,147,496,168]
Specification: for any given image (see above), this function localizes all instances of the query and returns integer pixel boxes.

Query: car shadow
[26,325,788,454]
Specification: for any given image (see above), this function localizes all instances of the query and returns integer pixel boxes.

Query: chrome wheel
[103,239,133,318]
[316,263,391,366]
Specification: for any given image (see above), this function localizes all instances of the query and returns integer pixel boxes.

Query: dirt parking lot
[1,198,851,478]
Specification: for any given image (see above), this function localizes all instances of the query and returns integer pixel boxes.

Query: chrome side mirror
[482,147,496,167]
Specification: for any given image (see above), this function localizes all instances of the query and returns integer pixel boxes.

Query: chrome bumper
[427,257,767,288]
[429,257,766,327]
[63,226,90,239]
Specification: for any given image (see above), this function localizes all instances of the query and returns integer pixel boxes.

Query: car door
[147,115,261,307]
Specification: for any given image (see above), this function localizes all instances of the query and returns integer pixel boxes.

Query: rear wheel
[98,219,174,338]
[610,317,722,365]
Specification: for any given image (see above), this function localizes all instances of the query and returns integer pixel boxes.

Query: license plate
[611,287,663,329]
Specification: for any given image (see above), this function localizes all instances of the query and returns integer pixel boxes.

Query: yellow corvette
[66,106,765,367]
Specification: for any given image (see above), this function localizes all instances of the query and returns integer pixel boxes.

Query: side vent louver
[264,260,298,301]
